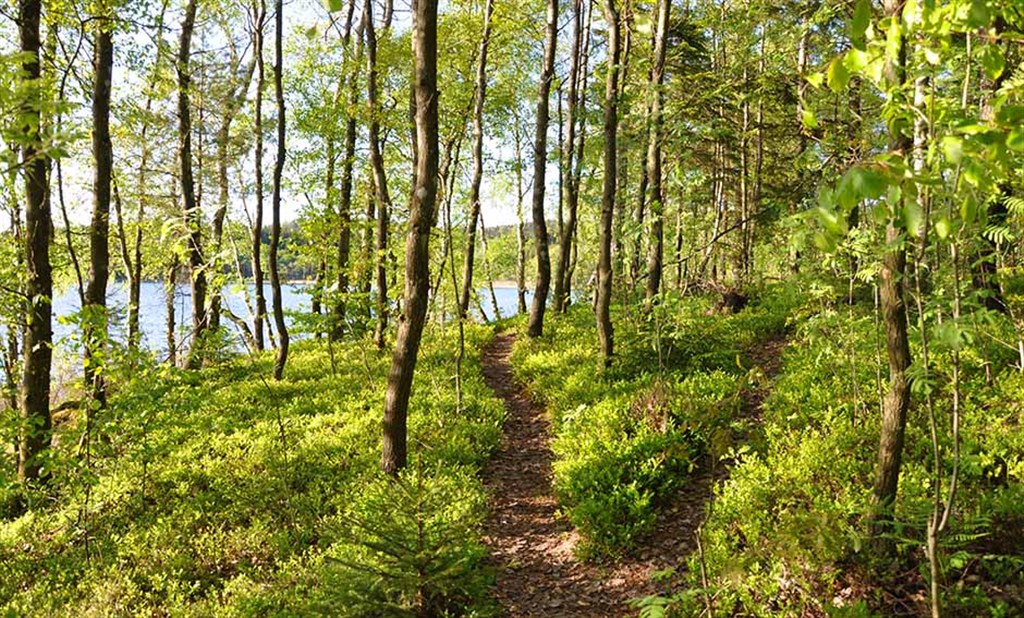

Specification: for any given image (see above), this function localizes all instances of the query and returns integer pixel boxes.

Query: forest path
[479,331,787,617]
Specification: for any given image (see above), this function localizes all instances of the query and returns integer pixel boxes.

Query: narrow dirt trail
[480,332,787,617]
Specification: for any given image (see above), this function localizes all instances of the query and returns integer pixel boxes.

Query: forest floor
[479,331,789,617]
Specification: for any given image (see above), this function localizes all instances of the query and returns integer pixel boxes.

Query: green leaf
[979,44,1005,81]
[941,135,964,164]
[826,57,849,93]
[305,25,319,39]
[844,49,869,73]
[961,194,978,224]
[806,71,824,88]
[1008,128,1024,152]
[837,165,888,209]
[885,18,903,64]
[323,0,345,11]
[851,0,872,49]
[902,202,924,238]
[935,217,951,240]
[967,0,991,27]
[801,109,818,131]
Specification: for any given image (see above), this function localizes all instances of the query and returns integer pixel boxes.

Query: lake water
[49,281,532,360]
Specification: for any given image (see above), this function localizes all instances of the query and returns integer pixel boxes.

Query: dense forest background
[1,0,1023,616]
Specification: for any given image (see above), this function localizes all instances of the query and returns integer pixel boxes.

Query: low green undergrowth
[0,325,504,617]
[653,298,1024,616]
[509,289,794,559]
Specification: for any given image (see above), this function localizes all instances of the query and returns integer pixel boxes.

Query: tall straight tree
[332,7,362,342]
[17,0,52,484]
[365,0,394,349]
[871,0,913,550]
[553,0,589,313]
[210,47,256,334]
[251,0,268,351]
[458,0,495,319]
[527,0,559,337]
[269,0,289,380]
[84,2,114,410]
[177,0,207,369]
[643,0,670,306]
[381,0,439,475]
[596,0,620,367]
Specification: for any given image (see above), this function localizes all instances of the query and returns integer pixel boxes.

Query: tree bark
[270,0,289,380]
[458,0,495,319]
[85,10,114,412]
[332,27,362,341]
[553,0,590,313]
[365,0,393,349]
[871,0,913,551]
[17,0,52,484]
[211,55,257,334]
[596,0,620,367]
[527,0,559,338]
[177,0,207,369]
[381,0,439,475]
[643,0,670,306]
[252,0,268,351]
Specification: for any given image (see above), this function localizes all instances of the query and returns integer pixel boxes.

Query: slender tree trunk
[177,0,207,369]
[211,59,257,334]
[643,0,670,306]
[554,0,588,313]
[85,12,114,412]
[511,106,528,314]
[17,0,52,484]
[333,32,361,341]
[526,0,558,338]
[270,0,289,380]
[458,0,495,319]
[365,0,393,349]
[166,256,179,366]
[596,0,620,367]
[381,0,439,475]
[252,0,268,351]
[871,0,913,552]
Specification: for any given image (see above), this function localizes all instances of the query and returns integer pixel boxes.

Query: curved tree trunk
[382,0,439,475]
[270,0,289,380]
[526,0,559,338]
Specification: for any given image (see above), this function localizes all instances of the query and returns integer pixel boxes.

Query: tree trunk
[458,0,495,319]
[252,0,268,352]
[270,0,289,380]
[553,0,589,314]
[211,57,257,334]
[332,31,361,341]
[177,0,207,369]
[85,12,114,412]
[870,0,913,551]
[17,0,52,484]
[365,0,393,349]
[526,0,558,338]
[596,0,620,368]
[643,0,669,306]
[166,255,180,366]
[381,0,439,475]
